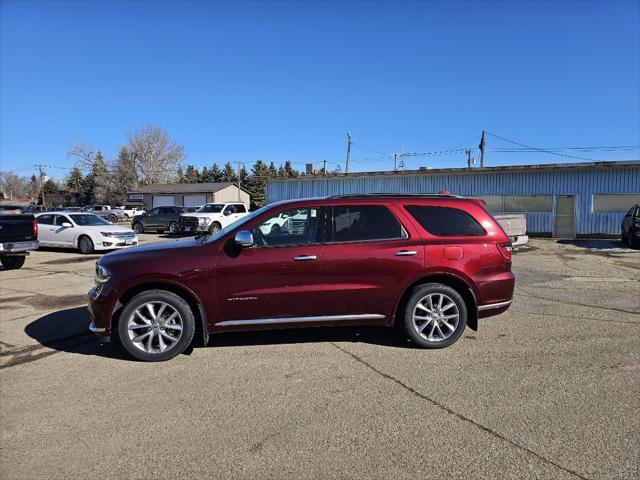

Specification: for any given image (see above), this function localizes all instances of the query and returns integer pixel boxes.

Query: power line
[484,131,597,161]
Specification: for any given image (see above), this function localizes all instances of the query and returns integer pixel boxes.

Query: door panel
[216,245,323,321]
[320,204,424,320]
[554,196,575,238]
[215,205,325,322]
[52,215,76,246]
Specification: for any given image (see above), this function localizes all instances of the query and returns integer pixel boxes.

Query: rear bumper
[0,240,39,254]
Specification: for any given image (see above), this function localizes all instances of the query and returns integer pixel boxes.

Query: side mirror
[61,222,73,228]
[224,210,232,216]
[234,230,253,247]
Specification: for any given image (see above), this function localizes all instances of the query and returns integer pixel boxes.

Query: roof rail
[328,192,464,199]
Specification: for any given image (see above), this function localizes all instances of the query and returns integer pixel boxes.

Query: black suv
[131,206,193,234]
[621,204,640,249]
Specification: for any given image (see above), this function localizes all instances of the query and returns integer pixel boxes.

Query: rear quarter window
[405,205,485,236]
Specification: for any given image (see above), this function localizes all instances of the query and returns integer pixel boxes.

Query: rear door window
[234,204,247,213]
[405,205,485,236]
[331,205,406,243]
[37,214,54,225]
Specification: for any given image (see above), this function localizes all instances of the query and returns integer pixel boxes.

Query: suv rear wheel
[402,283,467,348]
[117,290,195,362]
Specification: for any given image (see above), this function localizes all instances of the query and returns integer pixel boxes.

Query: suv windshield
[69,214,111,226]
[197,204,224,213]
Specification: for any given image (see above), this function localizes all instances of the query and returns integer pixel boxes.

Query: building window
[504,195,553,212]
[477,195,504,212]
[405,206,486,236]
[592,194,640,213]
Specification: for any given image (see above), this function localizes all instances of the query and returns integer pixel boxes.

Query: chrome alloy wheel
[412,293,460,342]
[127,302,184,354]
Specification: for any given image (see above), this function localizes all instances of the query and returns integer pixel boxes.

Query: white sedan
[35,212,138,254]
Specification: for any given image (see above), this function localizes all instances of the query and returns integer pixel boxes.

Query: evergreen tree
[221,162,238,183]
[184,165,200,183]
[267,162,278,178]
[67,167,84,192]
[283,160,298,178]
[245,160,270,208]
[176,167,185,183]
[111,146,138,204]
[43,179,59,194]
[200,166,213,183]
[90,151,109,203]
[27,174,39,199]
[210,163,223,182]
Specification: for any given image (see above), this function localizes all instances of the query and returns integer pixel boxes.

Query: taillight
[33,218,38,239]
[497,242,512,261]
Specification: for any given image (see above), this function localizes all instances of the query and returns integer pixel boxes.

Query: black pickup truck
[0,205,39,269]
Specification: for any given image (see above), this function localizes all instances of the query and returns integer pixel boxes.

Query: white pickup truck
[494,213,529,248]
[178,202,249,235]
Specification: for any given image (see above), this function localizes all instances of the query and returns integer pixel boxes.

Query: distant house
[128,182,250,210]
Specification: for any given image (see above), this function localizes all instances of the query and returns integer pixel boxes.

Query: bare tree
[127,124,185,185]
[0,171,27,200]
[67,141,97,169]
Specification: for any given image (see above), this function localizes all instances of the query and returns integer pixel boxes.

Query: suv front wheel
[402,283,467,348]
[117,290,196,361]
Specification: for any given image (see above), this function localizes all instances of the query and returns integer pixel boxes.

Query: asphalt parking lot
[1,236,638,480]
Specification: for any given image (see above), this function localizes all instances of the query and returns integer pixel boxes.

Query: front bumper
[87,285,120,341]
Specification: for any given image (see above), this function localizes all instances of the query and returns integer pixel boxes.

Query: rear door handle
[395,250,417,256]
[294,255,317,261]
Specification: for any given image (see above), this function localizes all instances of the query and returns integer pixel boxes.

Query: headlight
[99,231,114,237]
[198,218,212,226]
[94,263,110,284]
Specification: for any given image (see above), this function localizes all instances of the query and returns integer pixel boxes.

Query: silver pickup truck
[81,205,126,223]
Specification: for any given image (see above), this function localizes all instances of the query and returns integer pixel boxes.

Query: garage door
[152,196,175,208]
[184,194,207,207]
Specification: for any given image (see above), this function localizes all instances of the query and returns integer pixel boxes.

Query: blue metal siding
[266,166,640,235]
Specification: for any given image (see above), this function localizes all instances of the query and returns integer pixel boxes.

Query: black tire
[209,222,221,234]
[133,222,144,234]
[630,230,640,249]
[270,224,281,235]
[117,290,196,362]
[78,236,94,254]
[168,221,178,234]
[108,214,118,223]
[402,283,467,349]
[0,255,26,270]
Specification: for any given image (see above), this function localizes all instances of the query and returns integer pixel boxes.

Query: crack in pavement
[515,286,640,316]
[330,342,589,480]
[510,308,640,327]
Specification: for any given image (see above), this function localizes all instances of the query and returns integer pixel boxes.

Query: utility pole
[466,149,475,167]
[391,152,405,172]
[345,132,352,174]
[234,161,244,202]
[479,130,486,167]
[323,160,327,175]
[33,164,46,206]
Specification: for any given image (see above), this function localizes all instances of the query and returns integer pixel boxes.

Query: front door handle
[294,255,317,261]
[395,250,417,256]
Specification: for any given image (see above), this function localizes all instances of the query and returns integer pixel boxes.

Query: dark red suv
[88,194,514,361]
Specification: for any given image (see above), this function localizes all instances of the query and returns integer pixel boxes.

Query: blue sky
[1,0,639,179]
